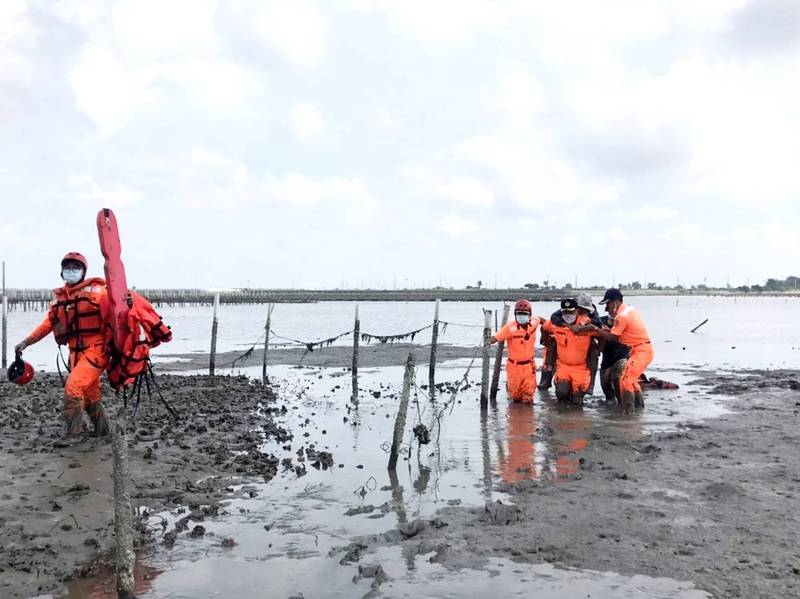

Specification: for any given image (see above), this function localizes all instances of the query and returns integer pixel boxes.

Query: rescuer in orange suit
[585,288,654,414]
[490,299,541,403]
[15,252,112,445]
[541,298,594,405]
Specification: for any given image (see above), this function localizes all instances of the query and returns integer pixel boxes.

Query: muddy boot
[555,382,571,403]
[86,402,110,437]
[537,369,554,390]
[619,391,635,415]
[573,392,586,407]
[634,391,644,409]
[55,396,84,447]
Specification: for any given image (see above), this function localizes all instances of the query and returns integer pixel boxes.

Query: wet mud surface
[1,368,799,598]
[158,343,495,371]
[0,373,299,599]
[348,370,800,598]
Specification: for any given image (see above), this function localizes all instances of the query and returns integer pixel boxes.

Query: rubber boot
[55,395,83,447]
[555,381,572,403]
[538,369,554,390]
[86,401,110,437]
[634,391,644,409]
[619,391,635,415]
[573,392,586,407]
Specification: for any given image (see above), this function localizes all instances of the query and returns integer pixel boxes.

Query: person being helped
[541,298,596,405]
[490,299,541,403]
[597,312,630,403]
[15,252,112,445]
[585,288,654,414]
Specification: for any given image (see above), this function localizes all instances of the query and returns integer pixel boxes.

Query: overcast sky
[1,0,799,290]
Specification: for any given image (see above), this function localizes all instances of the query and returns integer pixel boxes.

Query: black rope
[360,323,433,345]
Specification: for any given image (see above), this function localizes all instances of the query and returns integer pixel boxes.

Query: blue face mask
[62,268,84,285]
[562,311,577,325]
[515,313,530,325]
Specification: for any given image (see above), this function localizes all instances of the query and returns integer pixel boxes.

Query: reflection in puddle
[70,361,724,598]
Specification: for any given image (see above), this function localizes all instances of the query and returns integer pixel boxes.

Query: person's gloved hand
[14,340,27,355]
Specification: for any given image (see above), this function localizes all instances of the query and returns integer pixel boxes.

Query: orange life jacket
[106,291,172,390]
[48,278,109,351]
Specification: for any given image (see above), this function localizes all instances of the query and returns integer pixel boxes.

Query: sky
[1,0,799,290]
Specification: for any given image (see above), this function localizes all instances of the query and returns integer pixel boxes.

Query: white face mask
[562,312,577,325]
[62,268,84,285]
[515,314,530,325]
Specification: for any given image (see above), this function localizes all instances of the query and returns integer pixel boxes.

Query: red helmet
[514,299,532,313]
[61,252,87,270]
[8,356,34,385]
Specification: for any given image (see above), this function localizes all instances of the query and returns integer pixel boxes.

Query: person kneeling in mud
[490,299,541,403]
[541,298,597,405]
[15,252,112,446]
[539,295,601,393]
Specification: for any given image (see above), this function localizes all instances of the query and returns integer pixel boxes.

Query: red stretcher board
[96,208,131,352]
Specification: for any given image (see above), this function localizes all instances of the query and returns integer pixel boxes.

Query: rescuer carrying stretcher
[15,253,112,445]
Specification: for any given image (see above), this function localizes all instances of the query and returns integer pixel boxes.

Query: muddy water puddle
[73,361,722,598]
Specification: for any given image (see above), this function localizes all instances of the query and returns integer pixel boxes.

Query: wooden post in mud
[209,292,220,376]
[480,309,492,410]
[428,298,440,395]
[261,303,274,387]
[1,261,6,369]
[351,305,360,405]
[389,353,415,470]
[112,424,136,599]
[489,304,510,404]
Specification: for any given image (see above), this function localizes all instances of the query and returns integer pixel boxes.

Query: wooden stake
[209,293,219,376]
[261,303,274,387]
[351,305,360,405]
[428,299,440,396]
[690,318,709,333]
[112,424,135,599]
[480,309,492,410]
[1,262,5,369]
[489,304,510,403]
[389,353,415,470]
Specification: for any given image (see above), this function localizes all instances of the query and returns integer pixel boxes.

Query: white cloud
[262,172,378,225]
[248,0,328,69]
[402,166,494,206]
[631,204,678,222]
[191,146,232,169]
[440,213,479,236]
[290,102,325,142]
[67,174,142,207]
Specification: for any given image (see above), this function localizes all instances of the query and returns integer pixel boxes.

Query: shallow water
[69,356,722,598]
[8,295,800,372]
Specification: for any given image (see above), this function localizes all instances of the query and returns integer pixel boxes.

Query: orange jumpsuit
[25,279,111,425]
[542,315,592,394]
[495,318,541,403]
[610,304,653,394]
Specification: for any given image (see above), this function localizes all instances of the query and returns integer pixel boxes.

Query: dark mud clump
[0,372,308,599]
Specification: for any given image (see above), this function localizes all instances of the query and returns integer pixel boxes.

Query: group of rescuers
[491,289,654,413]
[12,252,654,445]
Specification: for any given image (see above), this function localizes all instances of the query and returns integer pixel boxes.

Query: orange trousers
[620,343,654,393]
[554,362,591,394]
[65,346,108,408]
[506,361,536,403]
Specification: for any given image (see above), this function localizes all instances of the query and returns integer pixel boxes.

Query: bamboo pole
[112,424,135,599]
[351,305,360,405]
[209,293,219,376]
[690,318,709,333]
[489,304,510,403]
[428,298,440,396]
[261,303,274,387]
[388,353,415,470]
[480,309,492,410]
